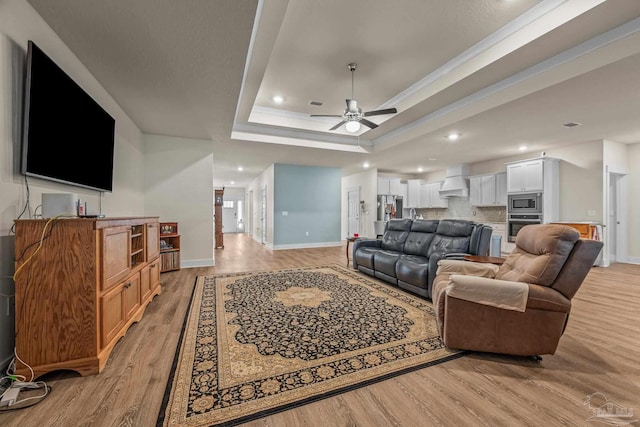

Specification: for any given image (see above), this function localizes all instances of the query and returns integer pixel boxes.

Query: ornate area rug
[157,265,463,427]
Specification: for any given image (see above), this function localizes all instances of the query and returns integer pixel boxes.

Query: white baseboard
[181,259,214,269]
[625,256,640,265]
[273,241,342,250]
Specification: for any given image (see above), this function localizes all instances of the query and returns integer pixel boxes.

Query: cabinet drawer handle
[151,264,156,268]
[125,282,131,288]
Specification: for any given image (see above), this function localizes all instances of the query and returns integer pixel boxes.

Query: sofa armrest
[352,238,382,268]
[352,238,381,251]
[427,251,452,299]
[442,252,472,260]
[445,275,529,312]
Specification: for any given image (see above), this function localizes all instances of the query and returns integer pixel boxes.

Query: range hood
[439,164,470,198]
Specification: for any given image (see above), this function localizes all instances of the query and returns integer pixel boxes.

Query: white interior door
[608,172,628,264]
[222,200,237,233]
[261,187,267,244]
[347,188,360,237]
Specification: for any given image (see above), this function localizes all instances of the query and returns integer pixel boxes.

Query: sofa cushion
[411,219,439,233]
[380,219,412,252]
[396,254,430,289]
[402,219,438,256]
[427,235,471,258]
[435,219,476,237]
[374,250,402,278]
[496,224,579,286]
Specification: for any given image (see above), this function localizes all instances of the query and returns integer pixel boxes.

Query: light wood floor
[1,233,639,426]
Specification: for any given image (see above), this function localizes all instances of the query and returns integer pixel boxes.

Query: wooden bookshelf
[160,222,181,272]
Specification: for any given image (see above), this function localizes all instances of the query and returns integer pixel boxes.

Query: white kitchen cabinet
[470,172,507,206]
[406,179,421,208]
[389,178,401,195]
[507,159,543,193]
[378,177,401,195]
[419,181,448,208]
[505,157,560,223]
[398,182,408,202]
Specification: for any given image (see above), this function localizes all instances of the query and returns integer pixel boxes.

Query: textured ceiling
[26,0,640,187]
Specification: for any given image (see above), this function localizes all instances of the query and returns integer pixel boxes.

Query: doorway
[606,172,628,265]
[260,186,267,244]
[222,200,238,233]
[347,187,360,237]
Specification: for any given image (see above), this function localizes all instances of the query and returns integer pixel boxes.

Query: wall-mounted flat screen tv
[21,40,115,192]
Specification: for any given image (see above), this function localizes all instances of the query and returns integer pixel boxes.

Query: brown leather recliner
[432,224,603,356]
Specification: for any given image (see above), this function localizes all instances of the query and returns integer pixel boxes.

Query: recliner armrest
[436,259,500,277]
[446,275,529,312]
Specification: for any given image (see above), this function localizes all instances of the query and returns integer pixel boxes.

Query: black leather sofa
[352,218,493,299]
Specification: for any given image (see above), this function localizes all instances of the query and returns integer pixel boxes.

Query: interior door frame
[602,168,628,266]
[347,186,360,237]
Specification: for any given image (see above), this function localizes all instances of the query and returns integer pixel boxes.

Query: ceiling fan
[311,63,397,132]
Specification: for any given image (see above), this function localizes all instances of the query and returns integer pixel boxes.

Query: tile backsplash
[414,197,507,223]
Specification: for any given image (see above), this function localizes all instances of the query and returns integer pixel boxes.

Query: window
[223,200,234,209]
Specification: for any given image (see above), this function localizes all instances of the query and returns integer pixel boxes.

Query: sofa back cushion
[426,220,475,257]
[469,224,492,256]
[381,219,412,252]
[403,220,439,255]
[495,224,579,286]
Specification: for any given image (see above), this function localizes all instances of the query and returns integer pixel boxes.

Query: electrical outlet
[587,210,596,217]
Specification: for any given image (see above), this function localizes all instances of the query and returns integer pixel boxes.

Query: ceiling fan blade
[346,99,359,114]
[359,118,379,129]
[310,114,343,117]
[329,120,347,131]
[363,107,397,117]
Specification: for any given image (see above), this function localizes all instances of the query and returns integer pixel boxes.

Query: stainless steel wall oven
[507,214,543,242]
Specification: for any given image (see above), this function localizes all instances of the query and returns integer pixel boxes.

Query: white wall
[342,168,378,239]
[0,0,146,369]
[548,141,603,222]
[144,134,214,267]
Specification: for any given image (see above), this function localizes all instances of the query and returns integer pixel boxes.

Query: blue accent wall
[274,164,341,245]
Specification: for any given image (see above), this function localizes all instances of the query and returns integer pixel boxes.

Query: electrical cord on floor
[0,351,51,411]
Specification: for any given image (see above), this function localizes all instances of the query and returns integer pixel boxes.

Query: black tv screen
[21,40,115,192]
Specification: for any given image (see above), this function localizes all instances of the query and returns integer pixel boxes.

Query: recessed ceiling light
[417,167,424,172]
[230,181,235,185]
[519,145,528,151]
[272,95,284,104]
[237,166,243,172]
[428,158,437,161]
[447,133,460,141]
[363,162,370,169]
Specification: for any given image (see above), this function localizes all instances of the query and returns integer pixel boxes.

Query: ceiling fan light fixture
[345,120,361,133]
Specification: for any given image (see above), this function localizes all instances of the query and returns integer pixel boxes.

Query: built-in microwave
[507,193,542,214]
